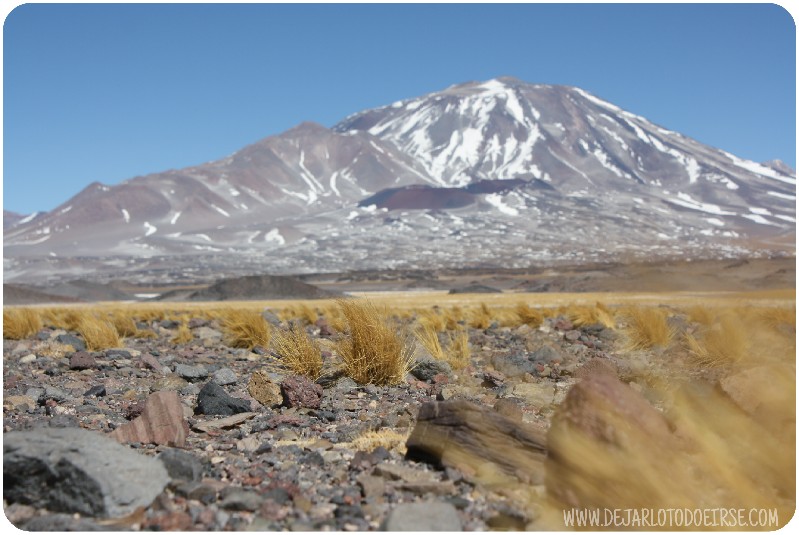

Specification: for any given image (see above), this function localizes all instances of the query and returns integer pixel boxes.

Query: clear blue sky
[3,2,796,215]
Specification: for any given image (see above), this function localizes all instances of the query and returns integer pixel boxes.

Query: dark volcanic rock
[55,333,86,352]
[158,448,204,482]
[410,354,452,382]
[3,427,169,518]
[195,381,251,416]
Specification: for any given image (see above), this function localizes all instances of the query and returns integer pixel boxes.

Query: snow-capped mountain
[4,77,795,284]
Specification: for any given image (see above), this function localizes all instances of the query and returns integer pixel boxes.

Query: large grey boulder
[4,426,170,518]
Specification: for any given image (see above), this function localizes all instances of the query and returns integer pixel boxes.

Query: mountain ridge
[4,77,795,284]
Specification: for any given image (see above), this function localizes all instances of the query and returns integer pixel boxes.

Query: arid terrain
[2,256,795,531]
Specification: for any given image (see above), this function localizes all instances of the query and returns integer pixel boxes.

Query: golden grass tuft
[684,312,749,368]
[445,328,471,370]
[171,324,194,344]
[416,322,446,361]
[569,302,616,329]
[444,305,465,330]
[515,302,544,328]
[77,315,122,350]
[272,324,324,380]
[111,314,139,338]
[220,309,271,349]
[335,298,415,385]
[418,308,447,332]
[469,303,494,329]
[3,308,43,340]
[620,306,673,350]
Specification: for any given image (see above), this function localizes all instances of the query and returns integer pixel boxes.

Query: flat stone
[406,400,547,485]
[4,427,169,518]
[111,390,189,447]
[512,382,556,408]
[212,367,238,385]
[69,351,97,370]
[247,370,283,407]
[381,502,462,531]
[174,363,209,381]
[3,395,37,411]
[158,448,204,482]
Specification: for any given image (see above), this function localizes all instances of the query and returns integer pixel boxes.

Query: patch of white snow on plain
[121,209,130,223]
[775,214,796,223]
[361,204,377,213]
[705,217,725,227]
[347,210,360,220]
[264,228,285,245]
[59,205,72,214]
[195,234,212,242]
[211,204,230,217]
[170,212,181,225]
[143,222,157,236]
[485,193,519,216]
[229,188,240,197]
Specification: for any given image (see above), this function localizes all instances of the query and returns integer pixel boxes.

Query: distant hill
[3,284,83,305]
[160,274,341,301]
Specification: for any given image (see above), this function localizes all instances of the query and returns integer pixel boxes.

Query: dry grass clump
[110,314,139,338]
[515,302,544,328]
[416,322,446,361]
[3,308,43,340]
[445,329,471,370]
[568,302,615,328]
[620,306,673,350]
[171,324,194,344]
[220,309,271,349]
[272,324,324,380]
[757,305,796,333]
[335,298,415,385]
[684,311,749,368]
[469,303,494,329]
[418,308,447,332]
[444,306,465,330]
[77,315,122,350]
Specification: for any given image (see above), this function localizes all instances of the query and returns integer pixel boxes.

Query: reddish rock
[111,390,189,447]
[552,318,573,331]
[69,352,97,370]
[280,375,323,409]
[546,373,676,508]
[139,354,165,374]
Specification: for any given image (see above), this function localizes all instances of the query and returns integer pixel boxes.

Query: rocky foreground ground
[2,307,793,531]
